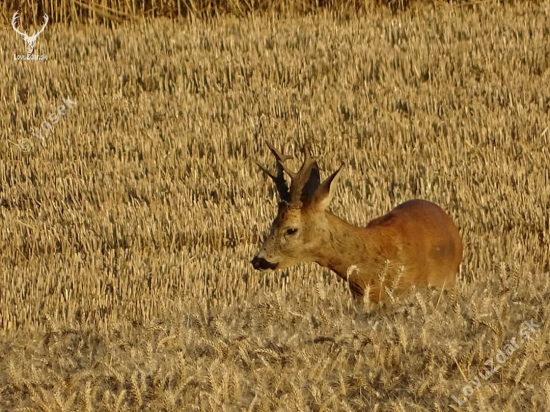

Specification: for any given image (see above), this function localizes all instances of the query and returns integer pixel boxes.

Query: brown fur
[309,199,463,301]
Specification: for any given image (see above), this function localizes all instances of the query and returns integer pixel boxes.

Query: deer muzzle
[251,256,278,271]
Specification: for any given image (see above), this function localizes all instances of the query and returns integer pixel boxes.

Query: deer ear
[310,164,343,211]
[300,161,321,200]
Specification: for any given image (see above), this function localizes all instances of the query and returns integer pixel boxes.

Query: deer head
[251,143,343,271]
[12,11,49,56]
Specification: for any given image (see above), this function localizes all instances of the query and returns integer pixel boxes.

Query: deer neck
[312,212,378,281]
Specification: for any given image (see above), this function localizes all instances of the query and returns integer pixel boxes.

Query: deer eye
[286,228,298,236]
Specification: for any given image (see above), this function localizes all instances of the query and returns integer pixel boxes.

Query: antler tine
[11,11,26,36]
[287,143,321,203]
[296,143,318,176]
[35,14,49,36]
[254,161,276,180]
[301,143,317,164]
[255,143,292,202]
[265,142,296,178]
[257,164,291,202]
[265,141,292,162]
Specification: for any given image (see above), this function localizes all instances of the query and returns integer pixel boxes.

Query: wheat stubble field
[1,2,550,411]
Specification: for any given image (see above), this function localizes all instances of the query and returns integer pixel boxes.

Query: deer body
[252,143,462,302]
[307,199,462,300]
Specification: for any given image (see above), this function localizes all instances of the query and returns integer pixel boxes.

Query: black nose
[251,256,278,270]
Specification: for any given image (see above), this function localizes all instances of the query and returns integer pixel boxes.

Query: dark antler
[256,143,322,206]
[255,142,293,202]
[288,144,320,203]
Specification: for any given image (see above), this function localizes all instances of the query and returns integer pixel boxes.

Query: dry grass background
[0,0,518,25]
[1,2,550,411]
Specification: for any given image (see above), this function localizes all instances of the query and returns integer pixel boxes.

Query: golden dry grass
[1,2,550,411]
[0,0,511,25]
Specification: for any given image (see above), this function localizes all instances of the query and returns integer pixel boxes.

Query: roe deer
[251,143,463,302]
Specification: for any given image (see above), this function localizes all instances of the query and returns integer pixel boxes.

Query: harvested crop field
[1,2,549,411]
